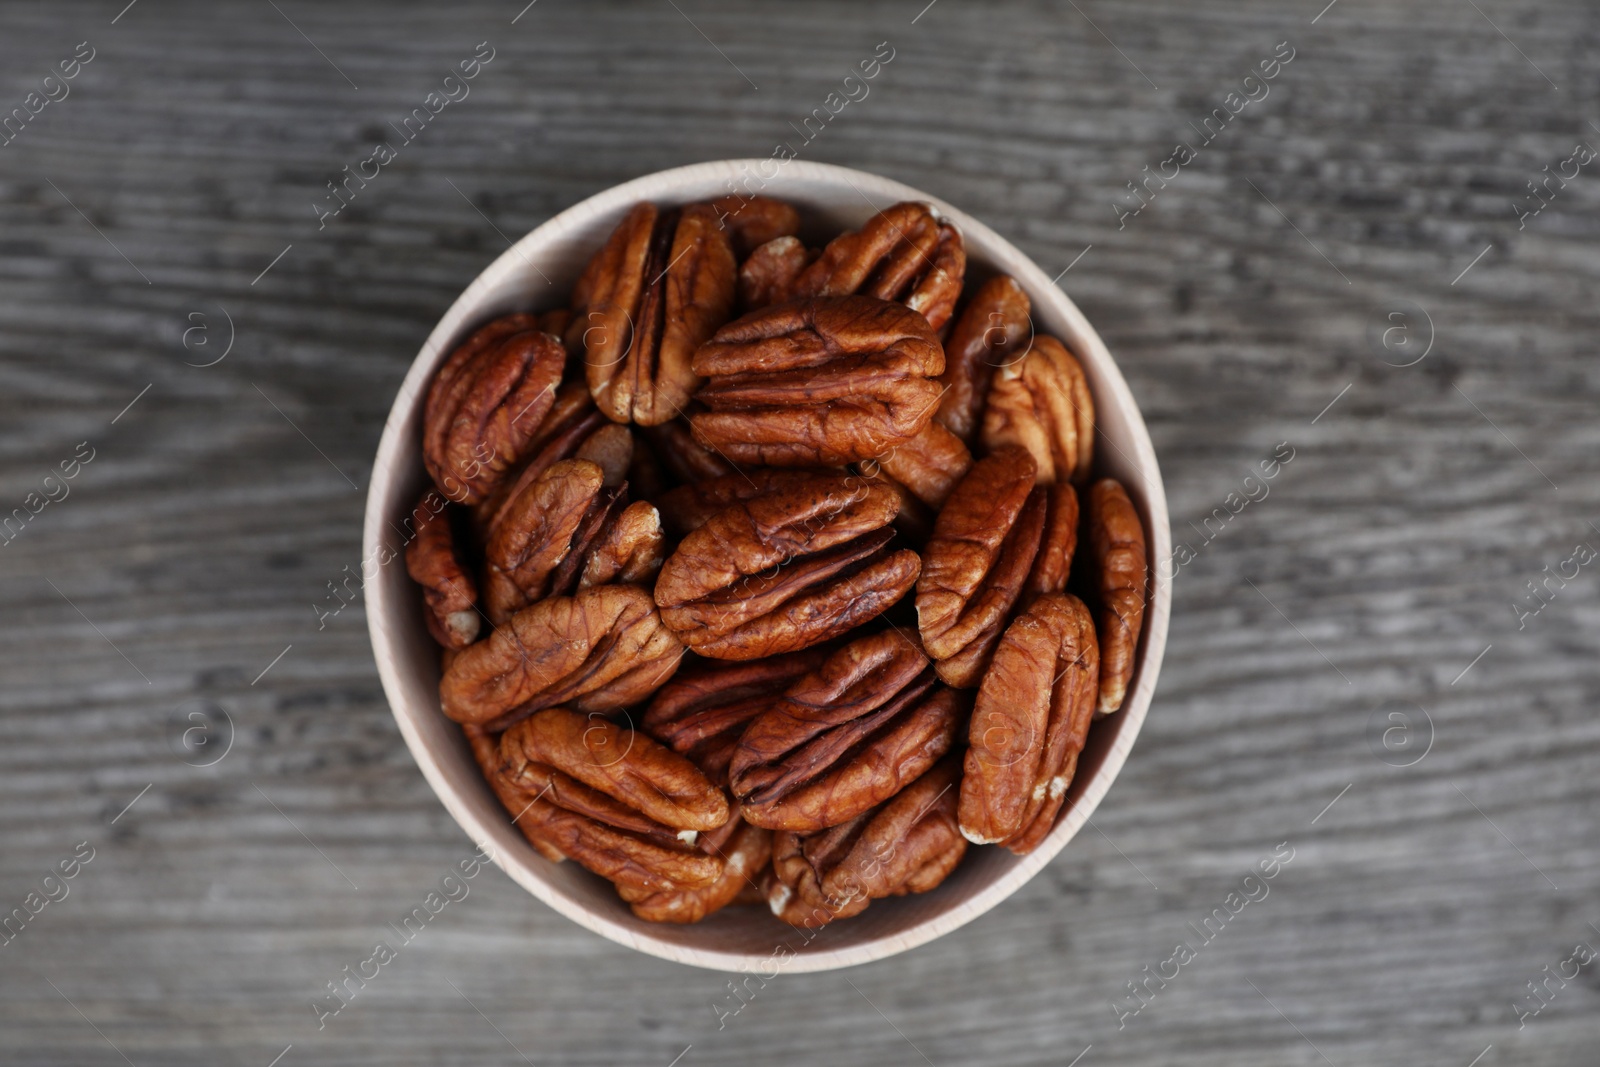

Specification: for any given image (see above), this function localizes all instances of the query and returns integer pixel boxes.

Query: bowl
[364,159,1170,972]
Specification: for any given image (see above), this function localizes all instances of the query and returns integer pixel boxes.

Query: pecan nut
[496,709,728,894]
[690,295,946,467]
[917,447,1052,688]
[576,202,736,426]
[482,458,613,624]
[711,195,801,259]
[1086,479,1147,714]
[440,584,683,729]
[656,467,835,538]
[958,593,1098,847]
[980,335,1095,485]
[423,315,565,504]
[579,500,666,591]
[936,275,1033,442]
[867,420,972,510]
[769,757,965,927]
[404,489,480,649]
[787,202,966,332]
[738,236,812,311]
[728,630,966,831]
[463,723,564,863]
[623,817,772,923]
[642,646,834,786]
[653,473,921,660]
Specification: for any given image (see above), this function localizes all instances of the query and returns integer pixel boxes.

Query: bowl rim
[364,158,1170,972]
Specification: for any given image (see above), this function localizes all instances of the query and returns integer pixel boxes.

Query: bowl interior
[365,160,1170,972]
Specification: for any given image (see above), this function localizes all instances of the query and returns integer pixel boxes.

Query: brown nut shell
[654,473,920,660]
[958,593,1098,846]
[1086,478,1147,714]
[689,295,945,467]
[728,630,966,832]
[440,584,683,729]
[936,275,1033,442]
[404,489,480,649]
[980,335,1095,486]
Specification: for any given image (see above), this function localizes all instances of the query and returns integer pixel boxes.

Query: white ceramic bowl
[365,160,1170,972]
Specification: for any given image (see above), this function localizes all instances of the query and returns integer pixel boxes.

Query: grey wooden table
[1,1,1596,1064]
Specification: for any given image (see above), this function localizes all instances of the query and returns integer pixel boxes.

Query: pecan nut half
[654,473,921,660]
[655,467,835,538]
[576,202,736,426]
[711,195,801,258]
[579,500,666,591]
[482,458,612,624]
[623,817,772,923]
[980,335,1095,485]
[868,420,972,511]
[1086,479,1147,715]
[958,593,1098,847]
[936,275,1033,442]
[404,489,480,649]
[917,447,1050,688]
[738,236,813,311]
[463,723,564,863]
[642,646,833,786]
[423,315,565,504]
[729,630,966,832]
[496,709,727,894]
[769,757,965,927]
[440,584,683,729]
[787,202,966,332]
[690,295,945,467]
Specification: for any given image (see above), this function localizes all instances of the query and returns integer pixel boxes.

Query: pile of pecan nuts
[405,195,1149,928]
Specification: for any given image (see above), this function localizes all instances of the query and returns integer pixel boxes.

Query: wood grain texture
[0,1,1596,1065]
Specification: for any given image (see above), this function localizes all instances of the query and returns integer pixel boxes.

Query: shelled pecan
[1086,479,1147,715]
[917,447,1055,688]
[440,584,683,729]
[936,275,1032,442]
[768,757,965,927]
[574,202,737,426]
[729,630,966,832]
[641,646,834,786]
[496,708,727,894]
[423,315,565,505]
[690,295,945,467]
[404,489,480,649]
[711,195,801,258]
[787,202,965,332]
[958,593,1098,847]
[653,472,920,659]
[623,817,772,923]
[981,335,1095,485]
[866,420,972,510]
[738,236,812,311]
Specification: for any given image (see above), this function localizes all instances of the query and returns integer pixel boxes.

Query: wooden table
[1,1,1595,1063]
